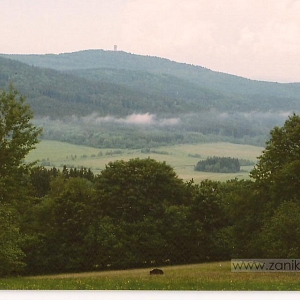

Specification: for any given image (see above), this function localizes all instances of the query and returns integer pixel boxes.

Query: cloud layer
[81,113,180,126]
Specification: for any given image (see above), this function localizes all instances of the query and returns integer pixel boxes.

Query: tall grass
[1,262,300,290]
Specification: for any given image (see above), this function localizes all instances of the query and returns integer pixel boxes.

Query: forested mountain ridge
[3,49,300,97]
[0,56,213,117]
[1,50,300,117]
[66,67,300,112]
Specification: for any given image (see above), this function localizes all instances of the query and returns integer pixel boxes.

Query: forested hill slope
[0,56,148,117]
[1,50,300,117]
[3,49,300,98]
[0,56,221,117]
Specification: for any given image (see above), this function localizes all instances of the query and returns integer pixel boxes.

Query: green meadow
[1,262,300,290]
[25,140,264,182]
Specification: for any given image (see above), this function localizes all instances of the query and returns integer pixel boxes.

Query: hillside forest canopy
[1,51,300,148]
[1,87,300,276]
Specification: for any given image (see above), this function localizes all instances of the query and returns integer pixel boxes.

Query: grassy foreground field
[25,140,264,182]
[1,262,300,290]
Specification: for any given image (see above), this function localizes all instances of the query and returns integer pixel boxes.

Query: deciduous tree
[251,113,300,204]
[0,85,42,203]
[0,86,41,276]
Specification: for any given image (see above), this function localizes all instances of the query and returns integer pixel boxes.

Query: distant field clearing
[26,140,264,182]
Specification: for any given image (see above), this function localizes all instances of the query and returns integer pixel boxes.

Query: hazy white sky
[2,0,300,82]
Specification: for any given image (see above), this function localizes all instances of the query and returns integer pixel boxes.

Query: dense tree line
[2,87,300,277]
[195,156,240,173]
[17,161,232,274]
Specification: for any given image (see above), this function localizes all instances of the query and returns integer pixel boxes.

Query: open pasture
[1,261,300,290]
[25,141,263,182]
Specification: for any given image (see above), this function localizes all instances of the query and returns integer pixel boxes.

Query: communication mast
[114,45,118,51]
